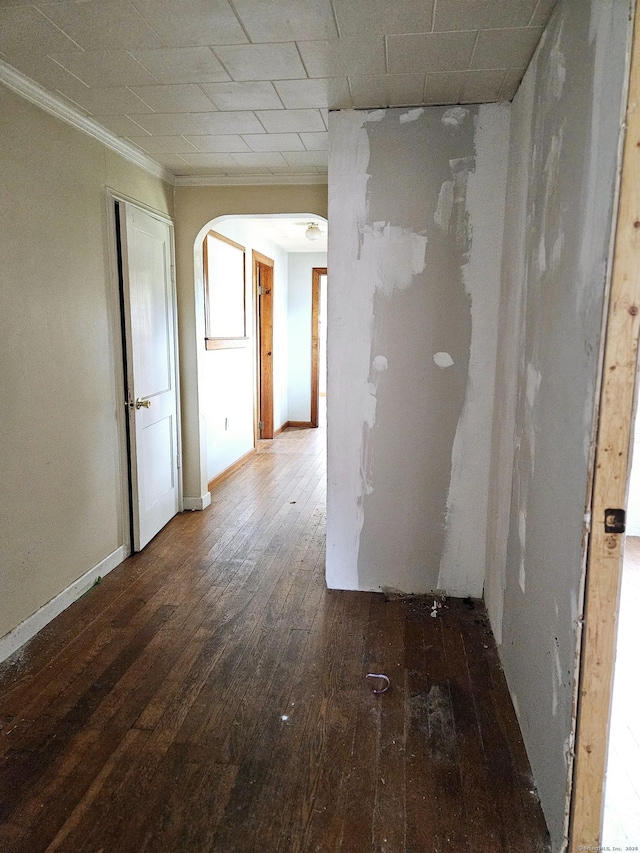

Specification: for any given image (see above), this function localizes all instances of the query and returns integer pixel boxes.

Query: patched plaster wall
[484,0,631,847]
[326,104,509,595]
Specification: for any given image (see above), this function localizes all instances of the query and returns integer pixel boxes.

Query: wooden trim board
[569,2,640,847]
[311,267,327,429]
[208,448,257,493]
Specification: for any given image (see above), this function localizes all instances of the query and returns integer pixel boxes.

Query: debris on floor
[366,673,390,694]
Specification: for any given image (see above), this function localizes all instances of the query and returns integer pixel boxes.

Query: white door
[119,203,180,550]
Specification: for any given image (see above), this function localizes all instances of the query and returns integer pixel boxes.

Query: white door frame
[105,188,183,555]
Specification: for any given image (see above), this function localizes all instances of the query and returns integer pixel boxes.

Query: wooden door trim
[253,250,274,440]
[569,3,640,848]
[311,267,327,429]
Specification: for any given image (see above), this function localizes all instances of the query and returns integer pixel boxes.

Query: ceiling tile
[49,51,158,86]
[127,135,199,153]
[297,37,386,77]
[127,112,208,134]
[231,152,288,169]
[274,78,351,109]
[349,74,426,108]
[64,86,156,115]
[332,0,434,36]
[0,6,81,56]
[529,0,558,27]
[433,0,537,31]
[471,27,544,70]
[152,153,193,170]
[130,84,216,112]
[255,109,325,134]
[387,31,476,74]
[91,114,151,136]
[184,134,251,152]
[231,0,337,42]
[458,69,506,102]
[200,81,284,111]
[131,0,247,47]
[500,69,523,100]
[130,47,230,84]
[3,52,88,94]
[423,72,463,105]
[178,152,237,167]
[282,150,328,168]
[242,133,304,152]
[300,131,328,150]
[214,43,307,81]
[36,0,163,50]
[191,111,265,134]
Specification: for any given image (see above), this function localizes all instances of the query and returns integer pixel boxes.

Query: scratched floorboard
[0,424,550,852]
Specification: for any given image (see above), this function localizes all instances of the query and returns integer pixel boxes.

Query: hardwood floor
[0,424,550,852]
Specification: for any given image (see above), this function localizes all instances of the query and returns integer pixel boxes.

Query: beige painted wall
[173,184,327,502]
[0,84,173,640]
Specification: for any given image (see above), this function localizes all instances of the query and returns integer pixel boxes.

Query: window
[204,230,248,349]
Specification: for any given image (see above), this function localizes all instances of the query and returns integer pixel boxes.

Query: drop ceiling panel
[214,43,307,81]
[191,111,266,135]
[242,133,305,152]
[48,51,158,86]
[471,27,544,70]
[332,0,435,36]
[0,0,559,180]
[200,81,284,111]
[433,0,539,31]
[297,37,386,78]
[130,48,230,84]
[387,32,477,74]
[130,84,216,112]
[127,135,199,153]
[184,134,252,152]
[128,112,209,135]
[349,74,427,109]
[299,132,328,150]
[0,6,81,56]
[131,0,247,47]
[35,0,164,51]
[230,0,338,43]
[274,78,351,109]
[255,109,325,134]
[65,86,156,115]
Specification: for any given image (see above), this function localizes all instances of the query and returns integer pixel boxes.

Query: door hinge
[258,421,264,430]
[170,264,176,284]
[604,508,626,534]
[177,452,182,470]
[258,285,264,296]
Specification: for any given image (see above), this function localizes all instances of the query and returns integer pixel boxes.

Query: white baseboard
[0,545,128,664]
[183,492,212,511]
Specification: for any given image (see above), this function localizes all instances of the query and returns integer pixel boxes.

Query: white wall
[200,217,288,483]
[326,104,509,595]
[0,83,173,643]
[484,0,631,847]
[287,252,327,423]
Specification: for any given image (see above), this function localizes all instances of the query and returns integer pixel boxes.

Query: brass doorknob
[135,398,151,409]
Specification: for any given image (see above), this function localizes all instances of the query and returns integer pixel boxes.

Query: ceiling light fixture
[305,222,322,241]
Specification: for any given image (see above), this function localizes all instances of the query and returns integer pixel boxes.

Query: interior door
[119,203,180,550]
[254,252,274,439]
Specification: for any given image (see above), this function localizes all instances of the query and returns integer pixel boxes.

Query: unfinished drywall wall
[288,252,327,423]
[484,0,631,847]
[326,104,509,594]
[0,83,173,643]
[174,184,327,506]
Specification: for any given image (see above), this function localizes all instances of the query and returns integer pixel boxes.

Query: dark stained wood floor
[0,424,550,852]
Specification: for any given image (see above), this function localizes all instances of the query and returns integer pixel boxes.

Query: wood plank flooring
[0,424,551,852]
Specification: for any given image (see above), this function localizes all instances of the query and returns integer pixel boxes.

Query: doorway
[254,251,275,440]
[113,197,181,551]
[311,267,327,429]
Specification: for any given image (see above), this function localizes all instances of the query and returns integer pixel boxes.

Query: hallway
[0,425,549,852]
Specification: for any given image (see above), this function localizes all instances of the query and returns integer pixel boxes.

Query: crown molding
[174,172,328,187]
[0,60,174,186]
